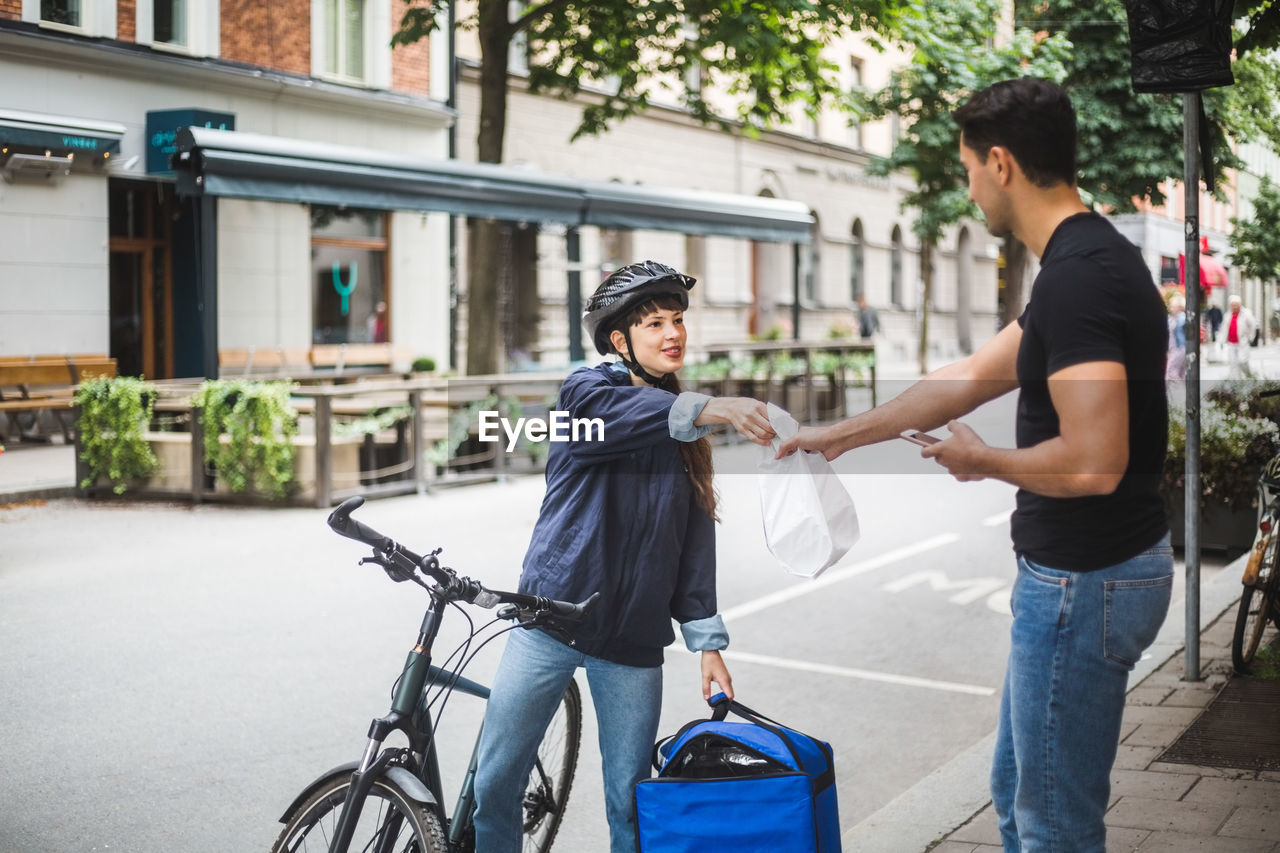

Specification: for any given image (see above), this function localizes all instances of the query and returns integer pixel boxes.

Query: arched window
[890,226,904,307]
[850,219,865,302]
[802,212,821,303]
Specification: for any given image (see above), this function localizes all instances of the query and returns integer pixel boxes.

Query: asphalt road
[0,389,1205,852]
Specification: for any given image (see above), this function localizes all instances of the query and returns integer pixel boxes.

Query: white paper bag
[757,403,860,578]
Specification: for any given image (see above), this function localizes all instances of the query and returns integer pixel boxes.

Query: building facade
[0,0,453,377]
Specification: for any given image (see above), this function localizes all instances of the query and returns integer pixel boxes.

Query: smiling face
[610,304,687,381]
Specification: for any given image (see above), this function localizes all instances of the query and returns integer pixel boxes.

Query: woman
[472,260,775,853]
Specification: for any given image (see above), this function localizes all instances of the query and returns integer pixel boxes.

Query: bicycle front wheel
[1233,531,1280,674]
[522,677,583,852]
[271,774,447,853]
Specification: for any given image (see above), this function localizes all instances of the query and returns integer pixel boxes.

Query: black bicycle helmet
[582,260,695,385]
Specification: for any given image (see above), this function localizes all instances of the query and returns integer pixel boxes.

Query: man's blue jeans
[472,627,663,853]
[992,536,1173,852]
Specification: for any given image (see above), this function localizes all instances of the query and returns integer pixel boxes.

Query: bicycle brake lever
[360,555,414,583]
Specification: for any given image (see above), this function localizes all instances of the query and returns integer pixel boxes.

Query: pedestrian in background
[857,296,880,341]
[1225,294,1258,378]
[1166,293,1187,381]
[779,78,1171,853]
[471,260,775,853]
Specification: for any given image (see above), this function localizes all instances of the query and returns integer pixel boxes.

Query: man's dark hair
[953,78,1077,188]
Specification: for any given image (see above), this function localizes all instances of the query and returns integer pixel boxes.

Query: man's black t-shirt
[1012,212,1169,571]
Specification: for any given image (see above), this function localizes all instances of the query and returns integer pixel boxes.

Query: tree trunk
[466,2,513,375]
[1002,236,1028,329]
[918,238,933,375]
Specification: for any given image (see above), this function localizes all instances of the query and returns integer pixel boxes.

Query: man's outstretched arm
[777,321,1023,461]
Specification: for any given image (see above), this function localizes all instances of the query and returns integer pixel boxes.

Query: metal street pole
[1184,91,1202,681]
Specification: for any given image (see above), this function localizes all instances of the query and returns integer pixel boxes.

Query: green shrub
[192,379,298,500]
[75,376,158,494]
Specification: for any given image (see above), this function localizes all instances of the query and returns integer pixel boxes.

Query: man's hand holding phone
[900,429,941,447]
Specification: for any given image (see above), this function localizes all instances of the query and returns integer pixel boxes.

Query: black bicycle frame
[325,588,497,853]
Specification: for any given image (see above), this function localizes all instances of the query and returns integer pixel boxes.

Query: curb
[841,555,1248,853]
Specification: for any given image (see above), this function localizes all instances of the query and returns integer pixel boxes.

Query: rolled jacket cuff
[681,614,729,651]
[670,392,714,442]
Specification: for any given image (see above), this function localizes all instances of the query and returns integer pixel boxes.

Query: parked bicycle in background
[1233,390,1280,674]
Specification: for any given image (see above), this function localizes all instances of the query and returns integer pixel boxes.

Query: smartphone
[900,429,941,447]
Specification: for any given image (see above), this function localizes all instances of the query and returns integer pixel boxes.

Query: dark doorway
[108,180,176,379]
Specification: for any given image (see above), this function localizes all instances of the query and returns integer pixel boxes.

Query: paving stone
[1114,744,1162,770]
[1123,723,1186,749]
[1185,777,1280,809]
[1105,826,1151,852]
[1106,796,1233,834]
[947,805,1001,845]
[1161,685,1223,709]
[1222,806,1280,841]
[1147,761,1256,779]
[1110,768,1198,800]
[1121,705,1203,727]
[1120,720,1140,742]
[927,842,982,853]
[1128,686,1174,706]
[1136,830,1276,851]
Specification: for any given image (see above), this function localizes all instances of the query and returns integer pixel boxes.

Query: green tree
[1229,177,1280,338]
[394,0,897,375]
[856,0,1069,371]
[1021,0,1237,214]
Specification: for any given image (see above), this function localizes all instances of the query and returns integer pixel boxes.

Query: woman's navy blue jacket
[518,362,728,667]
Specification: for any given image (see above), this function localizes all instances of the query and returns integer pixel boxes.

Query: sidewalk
[846,557,1280,852]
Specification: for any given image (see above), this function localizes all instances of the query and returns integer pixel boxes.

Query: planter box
[142,431,361,500]
[1168,495,1258,556]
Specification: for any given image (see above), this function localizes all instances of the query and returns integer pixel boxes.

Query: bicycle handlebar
[326,496,599,623]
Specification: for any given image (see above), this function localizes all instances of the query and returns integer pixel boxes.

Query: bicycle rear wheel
[272,774,447,853]
[522,677,583,852]
[1233,531,1280,674]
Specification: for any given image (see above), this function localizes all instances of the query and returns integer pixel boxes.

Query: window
[311,207,389,345]
[850,219,865,301]
[848,57,864,150]
[153,0,187,46]
[890,226,904,307]
[599,228,634,277]
[1160,256,1179,285]
[509,0,530,74]
[41,0,80,26]
[801,213,821,302]
[324,0,365,81]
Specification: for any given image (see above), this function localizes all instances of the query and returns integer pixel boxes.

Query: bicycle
[271,496,600,852]
[1232,390,1280,674]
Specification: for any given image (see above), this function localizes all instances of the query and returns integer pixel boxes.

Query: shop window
[311,207,389,345]
[1160,255,1179,285]
[323,0,366,82]
[801,212,821,303]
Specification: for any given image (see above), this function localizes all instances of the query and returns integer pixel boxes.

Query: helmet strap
[620,327,670,387]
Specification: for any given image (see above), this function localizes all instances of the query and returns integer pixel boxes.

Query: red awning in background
[1178,253,1229,289]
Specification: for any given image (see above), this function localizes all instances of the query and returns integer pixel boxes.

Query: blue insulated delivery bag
[634,694,841,853]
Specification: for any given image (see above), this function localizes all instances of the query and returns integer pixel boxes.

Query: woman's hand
[696,397,775,446]
[700,650,734,701]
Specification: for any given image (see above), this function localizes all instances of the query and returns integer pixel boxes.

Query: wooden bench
[218,346,311,378]
[309,343,401,377]
[0,354,118,443]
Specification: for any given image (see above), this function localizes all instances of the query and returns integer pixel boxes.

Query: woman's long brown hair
[616,296,719,521]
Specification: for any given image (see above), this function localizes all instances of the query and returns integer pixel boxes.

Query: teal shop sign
[146,109,235,176]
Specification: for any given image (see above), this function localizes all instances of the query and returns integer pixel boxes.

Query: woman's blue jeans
[991,536,1173,852]
[472,627,663,853]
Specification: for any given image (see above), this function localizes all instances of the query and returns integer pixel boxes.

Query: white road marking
[982,509,1013,527]
[723,650,996,696]
[720,533,961,623]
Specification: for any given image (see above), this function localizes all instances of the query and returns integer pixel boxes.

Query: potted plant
[74,376,159,494]
[192,379,299,500]
[1165,381,1280,552]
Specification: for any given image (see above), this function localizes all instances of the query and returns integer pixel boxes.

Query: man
[857,296,880,341]
[779,78,1172,852]
[1225,295,1258,378]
